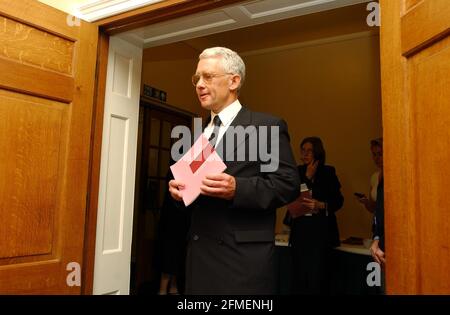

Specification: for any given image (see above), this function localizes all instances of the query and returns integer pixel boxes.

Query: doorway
[130,98,193,294]
[93,1,383,294]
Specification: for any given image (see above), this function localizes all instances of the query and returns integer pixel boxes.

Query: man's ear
[229,74,241,92]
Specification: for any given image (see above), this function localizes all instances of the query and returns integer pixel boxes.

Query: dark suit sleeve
[325,166,344,213]
[231,119,300,210]
[372,182,384,249]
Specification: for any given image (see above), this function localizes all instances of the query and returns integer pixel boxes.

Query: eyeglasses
[301,149,314,155]
[192,72,233,86]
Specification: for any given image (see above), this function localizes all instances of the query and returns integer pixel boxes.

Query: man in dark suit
[169,47,299,294]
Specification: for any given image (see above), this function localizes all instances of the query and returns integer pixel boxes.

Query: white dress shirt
[203,100,242,147]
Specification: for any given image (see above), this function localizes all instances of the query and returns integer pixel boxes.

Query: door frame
[82,0,248,295]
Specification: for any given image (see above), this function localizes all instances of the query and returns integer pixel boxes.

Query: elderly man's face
[194,57,235,113]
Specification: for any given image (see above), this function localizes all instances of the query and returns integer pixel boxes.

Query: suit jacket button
[193,235,199,241]
[218,239,223,245]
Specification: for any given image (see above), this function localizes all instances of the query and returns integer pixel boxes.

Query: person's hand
[168,180,185,202]
[357,195,370,207]
[356,195,375,213]
[301,197,323,214]
[370,239,386,265]
[200,173,236,200]
[306,160,318,180]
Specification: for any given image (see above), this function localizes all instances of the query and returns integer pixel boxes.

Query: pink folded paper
[170,134,227,206]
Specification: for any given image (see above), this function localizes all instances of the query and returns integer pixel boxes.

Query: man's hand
[168,180,185,202]
[370,239,386,265]
[200,173,236,200]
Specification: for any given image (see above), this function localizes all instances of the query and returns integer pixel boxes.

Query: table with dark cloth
[274,236,380,295]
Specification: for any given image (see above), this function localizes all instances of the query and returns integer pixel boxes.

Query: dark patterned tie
[208,115,222,148]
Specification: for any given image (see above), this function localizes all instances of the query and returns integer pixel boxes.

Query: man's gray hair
[199,47,246,92]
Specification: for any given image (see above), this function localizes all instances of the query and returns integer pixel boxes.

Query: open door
[381,0,450,293]
[0,1,98,293]
[93,36,142,295]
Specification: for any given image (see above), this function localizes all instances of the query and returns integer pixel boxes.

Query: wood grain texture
[381,0,450,294]
[409,35,450,294]
[401,0,450,56]
[380,0,419,294]
[0,89,65,260]
[82,32,109,295]
[0,0,98,294]
[0,0,78,40]
[0,57,74,103]
[0,15,74,74]
[405,0,423,11]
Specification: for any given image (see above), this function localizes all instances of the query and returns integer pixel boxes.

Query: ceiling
[117,0,372,49]
[140,2,377,62]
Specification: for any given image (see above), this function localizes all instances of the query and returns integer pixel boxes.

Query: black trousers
[289,215,334,295]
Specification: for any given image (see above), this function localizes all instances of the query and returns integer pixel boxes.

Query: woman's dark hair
[370,137,383,149]
[300,136,326,165]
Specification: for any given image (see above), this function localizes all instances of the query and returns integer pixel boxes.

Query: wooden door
[0,1,98,293]
[380,0,450,294]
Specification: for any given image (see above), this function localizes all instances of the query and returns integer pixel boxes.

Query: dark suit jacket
[180,106,300,295]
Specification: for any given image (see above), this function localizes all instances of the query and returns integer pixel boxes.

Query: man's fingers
[168,180,184,201]
[169,180,185,189]
[200,185,224,195]
[378,250,386,264]
[169,186,182,197]
[202,178,224,188]
[205,173,228,181]
[372,254,381,264]
[200,174,235,200]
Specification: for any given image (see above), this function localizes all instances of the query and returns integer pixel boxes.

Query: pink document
[170,134,227,206]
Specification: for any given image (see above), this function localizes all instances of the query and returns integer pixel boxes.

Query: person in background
[286,137,344,294]
[356,138,383,213]
[369,139,385,293]
[355,138,385,292]
[156,173,190,295]
[371,175,385,267]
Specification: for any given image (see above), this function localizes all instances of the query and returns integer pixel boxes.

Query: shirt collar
[210,99,242,127]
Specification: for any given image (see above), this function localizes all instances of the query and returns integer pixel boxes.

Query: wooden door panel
[410,36,450,293]
[404,0,422,11]
[401,0,450,55]
[0,90,66,259]
[381,0,450,294]
[0,15,74,74]
[0,58,74,102]
[0,0,98,294]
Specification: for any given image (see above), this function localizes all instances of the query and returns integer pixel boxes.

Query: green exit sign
[143,84,167,102]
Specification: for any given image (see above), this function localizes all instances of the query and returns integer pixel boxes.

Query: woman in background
[287,137,344,294]
[156,173,190,295]
[356,138,385,293]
